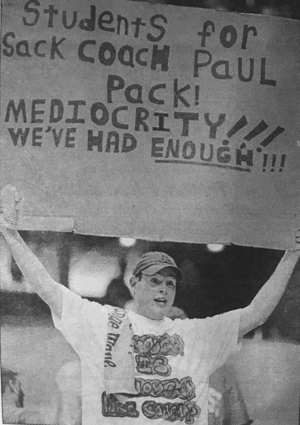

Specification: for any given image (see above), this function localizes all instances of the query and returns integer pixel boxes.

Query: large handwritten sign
[1,0,300,248]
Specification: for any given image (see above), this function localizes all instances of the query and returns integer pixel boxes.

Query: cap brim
[142,265,183,281]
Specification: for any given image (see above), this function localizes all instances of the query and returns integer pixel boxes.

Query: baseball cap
[132,252,183,282]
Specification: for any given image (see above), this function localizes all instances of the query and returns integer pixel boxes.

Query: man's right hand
[0,185,22,231]
[0,184,63,317]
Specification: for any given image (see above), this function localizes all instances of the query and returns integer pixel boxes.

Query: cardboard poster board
[1,0,300,248]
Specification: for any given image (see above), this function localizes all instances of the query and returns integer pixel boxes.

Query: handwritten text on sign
[1,0,300,247]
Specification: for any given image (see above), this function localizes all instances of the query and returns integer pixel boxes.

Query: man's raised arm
[0,185,63,318]
[239,248,300,338]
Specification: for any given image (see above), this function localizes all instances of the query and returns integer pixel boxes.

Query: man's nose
[159,282,167,294]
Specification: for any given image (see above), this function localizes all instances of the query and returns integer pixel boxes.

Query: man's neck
[127,302,165,321]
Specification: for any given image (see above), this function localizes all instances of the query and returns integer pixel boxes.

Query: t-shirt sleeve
[52,285,108,356]
[202,309,241,375]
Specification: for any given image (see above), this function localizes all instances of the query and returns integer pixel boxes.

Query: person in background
[208,365,253,425]
[1,368,42,424]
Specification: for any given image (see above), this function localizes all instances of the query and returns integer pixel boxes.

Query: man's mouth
[154,298,167,306]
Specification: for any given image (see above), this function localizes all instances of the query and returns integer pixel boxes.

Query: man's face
[131,267,177,320]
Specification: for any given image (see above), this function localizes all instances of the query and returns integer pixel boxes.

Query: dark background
[131,0,300,20]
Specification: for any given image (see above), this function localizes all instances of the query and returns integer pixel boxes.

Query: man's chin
[152,303,171,319]
[143,307,165,320]
[138,302,172,320]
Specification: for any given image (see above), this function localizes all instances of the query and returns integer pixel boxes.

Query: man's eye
[151,278,160,285]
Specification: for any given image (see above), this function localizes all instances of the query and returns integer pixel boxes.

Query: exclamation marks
[258,126,286,172]
[224,116,248,147]
[230,118,285,152]
[263,153,268,171]
[194,85,200,106]
[227,115,248,138]
[271,154,276,171]
[262,153,286,172]
[243,120,269,149]
[280,154,286,171]
[256,126,285,152]
[222,115,248,154]
[227,116,287,172]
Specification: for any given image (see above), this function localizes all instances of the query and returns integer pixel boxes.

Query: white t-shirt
[53,286,241,425]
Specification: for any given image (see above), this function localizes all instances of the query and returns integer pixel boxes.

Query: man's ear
[129,275,137,291]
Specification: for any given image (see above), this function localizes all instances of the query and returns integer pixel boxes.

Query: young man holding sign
[0,185,299,425]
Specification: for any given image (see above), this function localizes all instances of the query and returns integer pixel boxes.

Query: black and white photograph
[1,1,300,424]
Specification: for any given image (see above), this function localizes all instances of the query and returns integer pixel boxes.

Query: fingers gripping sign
[0,185,23,231]
[0,185,63,316]
[295,227,300,251]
